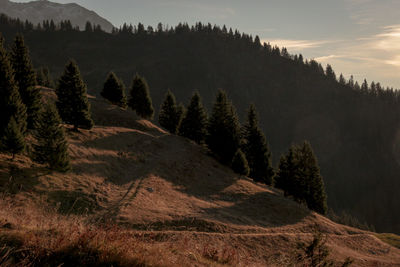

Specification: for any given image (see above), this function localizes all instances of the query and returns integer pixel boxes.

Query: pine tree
[179,92,208,143]
[275,146,297,197]
[1,117,25,159]
[207,90,241,164]
[232,149,250,176]
[325,64,336,81]
[0,35,27,139]
[298,141,327,214]
[101,72,127,108]
[56,60,94,130]
[275,142,327,214]
[33,103,70,172]
[242,104,274,185]
[128,74,154,120]
[158,90,180,133]
[10,34,40,130]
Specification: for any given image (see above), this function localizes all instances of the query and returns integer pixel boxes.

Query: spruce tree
[0,35,27,139]
[297,141,327,214]
[128,74,154,120]
[207,90,241,164]
[275,142,327,214]
[179,92,208,144]
[101,72,127,108]
[232,149,250,176]
[242,104,274,185]
[275,146,299,197]
[158,90,180,133]
[33,103,70,172]
[56,60,94,130]
[1,117,25,159]
[10,34,40,130]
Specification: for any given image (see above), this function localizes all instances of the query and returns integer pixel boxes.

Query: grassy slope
[0,90,399,266]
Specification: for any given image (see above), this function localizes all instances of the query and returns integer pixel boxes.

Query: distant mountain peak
[0,0,114,32]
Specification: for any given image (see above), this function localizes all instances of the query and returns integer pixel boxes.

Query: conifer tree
[10,34,40,130]
[158,90,180,133]
[297,141,327,214]
[0,35,27,139]
[33,103,70,172]
[179,92,207,143]
[325,64,336,81]
[101,72,127,108]
[232,149,250,176]
[275,142,327,214]
[1,117,25,159]
[242,104,274,185]
[207,90,241,164]
[128,74,154,120]
[56,60,94,130]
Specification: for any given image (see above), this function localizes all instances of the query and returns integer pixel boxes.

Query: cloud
[262,39,332,51]
[307,24,400,87]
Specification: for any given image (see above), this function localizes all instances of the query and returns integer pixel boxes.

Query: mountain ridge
[0,0,114,32]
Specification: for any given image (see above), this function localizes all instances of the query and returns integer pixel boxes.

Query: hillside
[0,0,114,32]
[0,17,399,234]
[1,90,400,266]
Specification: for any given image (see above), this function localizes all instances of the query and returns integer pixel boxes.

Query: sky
[16,0,400,88]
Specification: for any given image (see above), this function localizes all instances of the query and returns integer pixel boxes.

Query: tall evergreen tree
[179,92,207,143]
[158,90,180,133]
[207,90,241,164]
[101,72,127,108]
[33,103,70,172]
[325,64,336,81]
[242,104,274,185]
[232,149,250,176]
[1,117,25,159]
[10,34,40,130]
[297,141,327,214]
[0,35,27,139]
[56,60,94,130]
[128,74,154,120]
[275,141,327,214]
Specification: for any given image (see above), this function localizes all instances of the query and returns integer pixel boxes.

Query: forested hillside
[1,15,399,233]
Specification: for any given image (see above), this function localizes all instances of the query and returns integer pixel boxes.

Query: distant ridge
[0,0,114,32]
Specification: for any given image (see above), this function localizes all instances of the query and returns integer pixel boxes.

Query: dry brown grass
[0,91,400,266]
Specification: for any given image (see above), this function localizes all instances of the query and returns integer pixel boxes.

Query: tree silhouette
[10,34,39,129]
[179,92,207,143]
[232,149,250,176]
[56,60,93,130]
[207,90,241,164]
[1,117,25,159]
[0,35,27,139]
[128,74,154,120]
[33,103,70,172]
[101,72,127,108]
[158,90,180,133]
[242,104,274,185]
